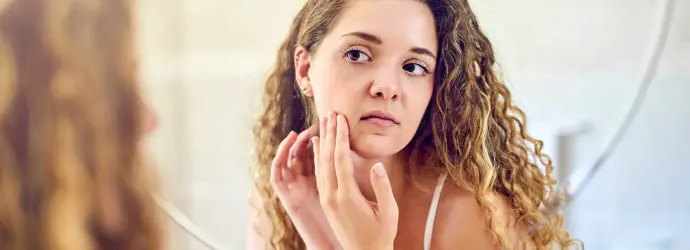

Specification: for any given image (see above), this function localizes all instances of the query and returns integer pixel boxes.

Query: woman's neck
[349,152,408,203]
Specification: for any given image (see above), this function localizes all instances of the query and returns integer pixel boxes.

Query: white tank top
[423,173,447,250]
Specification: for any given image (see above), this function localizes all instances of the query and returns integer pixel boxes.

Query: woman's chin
[350,136,405,160]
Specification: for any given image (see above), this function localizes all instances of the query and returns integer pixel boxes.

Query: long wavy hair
[251,0,581,249]
[0,0,164,249]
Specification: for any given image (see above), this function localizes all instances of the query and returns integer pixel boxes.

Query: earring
[301,86,313,95]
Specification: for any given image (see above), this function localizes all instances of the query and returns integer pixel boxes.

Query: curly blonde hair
[0,0,164,249]
[251,0,581,249]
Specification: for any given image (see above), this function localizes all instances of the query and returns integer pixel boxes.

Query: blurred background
[135,0,690,249]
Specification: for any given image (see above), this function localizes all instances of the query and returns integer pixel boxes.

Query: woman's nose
[369,68,401,100]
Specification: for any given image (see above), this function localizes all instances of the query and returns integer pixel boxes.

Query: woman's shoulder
[431,181,522,249]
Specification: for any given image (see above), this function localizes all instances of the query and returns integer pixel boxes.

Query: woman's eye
[345,50,370,62]
[403,63,429,76]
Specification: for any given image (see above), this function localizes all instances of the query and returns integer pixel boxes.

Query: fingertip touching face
[295,0,437,160]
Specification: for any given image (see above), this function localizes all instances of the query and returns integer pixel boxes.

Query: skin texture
[250,0,582,249]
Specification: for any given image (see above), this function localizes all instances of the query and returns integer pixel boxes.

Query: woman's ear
[294,46,313,97]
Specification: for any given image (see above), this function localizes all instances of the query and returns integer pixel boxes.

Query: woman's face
[295,0,437,159]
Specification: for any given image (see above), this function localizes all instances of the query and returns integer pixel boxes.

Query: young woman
[249,0,581,249]
[0,0,164,249]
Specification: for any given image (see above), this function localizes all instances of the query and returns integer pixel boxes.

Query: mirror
[137,0,689,249]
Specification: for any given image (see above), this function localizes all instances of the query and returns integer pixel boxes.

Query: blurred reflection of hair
[0,0,164,249]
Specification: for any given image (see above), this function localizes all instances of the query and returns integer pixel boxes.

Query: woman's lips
[361,116,397,127]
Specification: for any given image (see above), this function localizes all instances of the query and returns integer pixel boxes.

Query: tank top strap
[423,173,447,250]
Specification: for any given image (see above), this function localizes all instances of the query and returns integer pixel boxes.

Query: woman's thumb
[370,163,399,224]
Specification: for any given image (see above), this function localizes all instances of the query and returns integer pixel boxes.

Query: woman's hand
[312,112,399,250]
[270,127,340,250]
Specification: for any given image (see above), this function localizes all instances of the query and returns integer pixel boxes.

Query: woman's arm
[246,203,341,250]
[246,213,265,250]
[246,214,268,250]
[246,194,271,250]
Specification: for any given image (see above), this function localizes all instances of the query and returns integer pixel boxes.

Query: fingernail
[337,114,343,125]
[373,163,386,177]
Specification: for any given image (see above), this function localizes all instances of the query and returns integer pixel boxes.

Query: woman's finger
[370,163,399,225]
[315,115,326,193]
[270,131,298,189]
[282,167,295,183]
[320,112,338,193]
[288,126,316,175]
[312,136,321,192]
[334,114,356,191]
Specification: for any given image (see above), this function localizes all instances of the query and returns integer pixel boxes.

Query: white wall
[137,0,690,249]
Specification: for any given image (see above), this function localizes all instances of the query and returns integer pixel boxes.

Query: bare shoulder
[431,181,523,250]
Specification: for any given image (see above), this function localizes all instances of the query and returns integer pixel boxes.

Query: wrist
[345,243,392,250]
[306,241,341,250]
[363,243,393,250]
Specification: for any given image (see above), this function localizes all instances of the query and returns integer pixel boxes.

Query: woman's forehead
[325,0,437,52]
